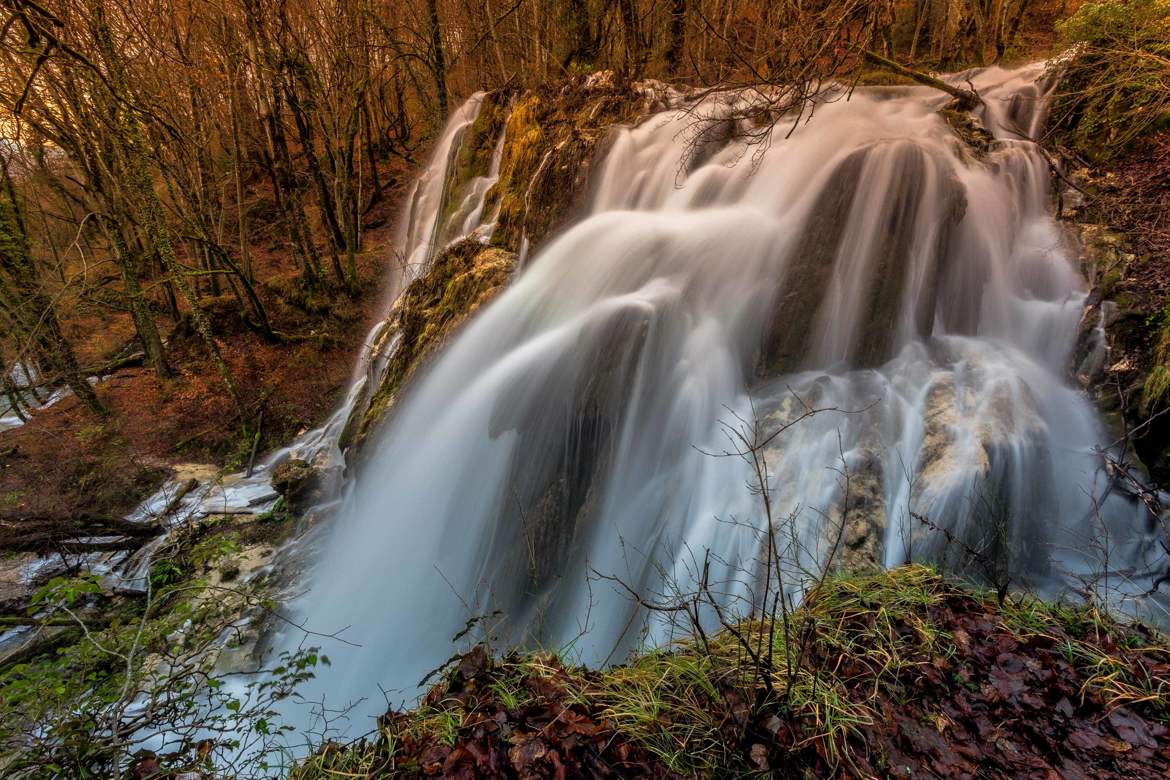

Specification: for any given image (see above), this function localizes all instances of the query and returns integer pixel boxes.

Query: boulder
[270,458,323,513]
[909,367,1050,580]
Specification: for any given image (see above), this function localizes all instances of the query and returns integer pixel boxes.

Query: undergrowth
[292,565,1170,778]
[1048,0,1170,162]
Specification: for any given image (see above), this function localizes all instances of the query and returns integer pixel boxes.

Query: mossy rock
[345,75,654,460]
[437,92,510,239]
[349,240,518,456]
[484,73,647,253]
[270,458,323,514]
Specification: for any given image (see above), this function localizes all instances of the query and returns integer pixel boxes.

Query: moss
[353,240,517,452]
[485,94,547,249]
[1143,329,1170,412]
[484,74,646,251]
[1049,0,1170,163]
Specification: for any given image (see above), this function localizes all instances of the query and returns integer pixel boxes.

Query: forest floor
[291,566,1170,779]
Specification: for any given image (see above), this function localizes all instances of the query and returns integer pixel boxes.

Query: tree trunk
[618,0,642,77]
[562,0,595,68]
[666,0,687,73]
[0,163,105,414]
[427,0,449,119]
[94,6,247,425]
[243,0,323,287]
[862,48,980,110]
[106,223,172,379]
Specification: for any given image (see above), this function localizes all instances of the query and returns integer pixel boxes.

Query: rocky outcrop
[1066,211,1170,482]
[485,73,654,253]
[939,106,998,160]
[271,457,325,514]
[346,75,662,458]
[756,383,888,571]
[345,240,517,456]
[833,449,887,571]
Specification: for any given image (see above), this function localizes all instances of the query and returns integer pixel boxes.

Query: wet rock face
[849,143,964,368]
[348,241,518,457]
[1070,224,1136,402]
[756,382,888,572]
[756,140,966,379]
[1065,220,1170,478]
[481,305,652,608]
[757,146,867,377]
[909,367,1050,581]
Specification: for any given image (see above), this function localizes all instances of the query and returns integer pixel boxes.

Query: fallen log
[861,49,981,110]
[0,626,77,668]
[0,512,162,555]
[0,615,79,628]
[160,478,199,520]
[83,351,146,377]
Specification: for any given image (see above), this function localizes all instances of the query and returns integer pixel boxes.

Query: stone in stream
[908,361,1051,582]
[271,458,324,514]
[757,380,889,572]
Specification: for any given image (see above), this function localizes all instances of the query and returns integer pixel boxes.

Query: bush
[1049,0,1170,161]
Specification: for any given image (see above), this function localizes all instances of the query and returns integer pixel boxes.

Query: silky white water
[279,63,1168,732]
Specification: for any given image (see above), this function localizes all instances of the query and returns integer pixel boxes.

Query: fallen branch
[0,512,161,554]
[1,537,149,555]
[861,49,981,110]
[0,626,78,668]
[160,478,199,520]
[83,351,146,377]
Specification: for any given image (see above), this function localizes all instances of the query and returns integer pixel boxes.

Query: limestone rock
[271,458,323,513]
[349,241,518,458]
[909,367,1049,578]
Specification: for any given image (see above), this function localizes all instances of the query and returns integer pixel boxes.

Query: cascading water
[280,63,1169,731]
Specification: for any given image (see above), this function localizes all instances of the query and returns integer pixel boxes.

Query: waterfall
[281,63,1168,731]
[396,93,488,277]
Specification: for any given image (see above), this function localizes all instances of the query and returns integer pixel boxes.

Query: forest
[1,0,1169,777]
